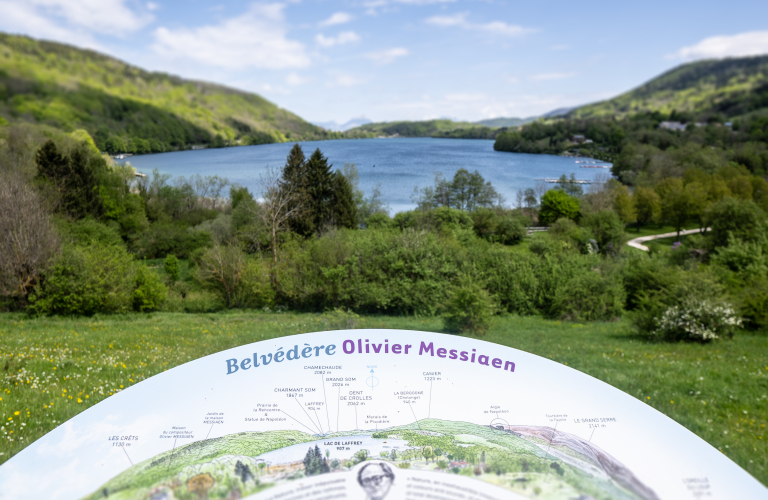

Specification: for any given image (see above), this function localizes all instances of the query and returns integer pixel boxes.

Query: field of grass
[0,312,766,484]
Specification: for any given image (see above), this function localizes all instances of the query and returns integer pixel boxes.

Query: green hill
[345,118,500,139]
[0,33,336,154]
[570,55,768,119]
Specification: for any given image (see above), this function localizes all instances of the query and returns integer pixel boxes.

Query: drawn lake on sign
[255,435,411,464]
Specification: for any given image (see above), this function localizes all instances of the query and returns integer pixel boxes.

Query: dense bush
[29,244,136,315]
[196,244,274,309]
[132,265,167,312]
[62,218,123,247]
[650,299,742,342]
[538,189,580,225]
[580,210,625,255]
[704,198,766,249]
[133,222,212,258]
[552,266,626,321]
[631,266,731,339]
[442,281,496,335]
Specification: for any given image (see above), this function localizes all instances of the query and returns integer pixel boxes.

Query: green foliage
[552,267,626,321]
[29,244,136,315]
[133,222,212,259]
[414,169,500,212]
[650,299,742,342]
[570,55,768,119]
[132,265,167,312]
[62,218,123,247]
[229,184,254,210]
[631,266,730,339]
[345,119,502,139]
[0,34,335,149]
[580,210,626,255]
[164,255,180,283]
[330,172,358,229]
[538,189,580,225]
[494,216,526,245]
[196,245,274,309]
[35,140,103,219]
[442,281,496,335]
[704,197,766,249]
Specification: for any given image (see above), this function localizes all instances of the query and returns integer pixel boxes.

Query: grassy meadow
[0,312,765,484]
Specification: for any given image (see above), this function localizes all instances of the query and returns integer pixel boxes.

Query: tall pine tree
[304,148,334,232]
[280,144,358,235]
[330,172,358,229]
[35,140,102,219]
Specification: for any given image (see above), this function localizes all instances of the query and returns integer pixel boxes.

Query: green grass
[624,223,703,239]
[0,312,766,485]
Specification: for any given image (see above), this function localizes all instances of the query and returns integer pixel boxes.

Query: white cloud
[319,12,353,27]
[327,75,367,87]
[365,47,409,64]
[670,31,768,60]
[152,3,310,70]
[286,72,312,86]
[445,93,487,102]
[529,72,576,81]
[0,0,151,48]
[146,2,159,11]
[425,12,534,37]
[315,31,361,48]
[551,44,569,51]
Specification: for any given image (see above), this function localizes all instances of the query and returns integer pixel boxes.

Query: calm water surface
[121,138,609,213]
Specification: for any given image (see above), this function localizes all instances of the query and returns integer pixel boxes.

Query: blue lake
[119,138,610,214]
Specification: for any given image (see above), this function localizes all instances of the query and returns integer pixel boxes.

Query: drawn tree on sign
[187,473,214,499]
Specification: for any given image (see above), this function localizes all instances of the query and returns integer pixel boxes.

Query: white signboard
[0,330,763,500]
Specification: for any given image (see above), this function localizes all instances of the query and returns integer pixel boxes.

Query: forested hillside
[0,33,338,154]
[345,118,501,139]
[570,55,768,119]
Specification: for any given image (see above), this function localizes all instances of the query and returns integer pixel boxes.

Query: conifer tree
[304,148,334,232]
[330,172,358,228]
[35,140,102,219]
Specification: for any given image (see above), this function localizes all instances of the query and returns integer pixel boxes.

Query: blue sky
[2,0,768,124]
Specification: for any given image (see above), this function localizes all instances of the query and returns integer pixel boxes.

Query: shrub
[710,234,768,278]
[551,268,625,321]
[704,198,766,249]
[580,210,625,255]
[63,218,123,247]
[651,299,742,342]
[132,265,167,312]
[738,278,768,331]
[196,244,274,308]
[133,222,212,258]
[632,267,729,337]
[495,216,526,245]
[30,244,135,315]
[164,255,180,283]
[366,212,391,229]
[442,281,496,335]
[538,189,580,225]
[549,218,588,252]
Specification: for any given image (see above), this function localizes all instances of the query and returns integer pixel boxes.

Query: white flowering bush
[652,299,742,342]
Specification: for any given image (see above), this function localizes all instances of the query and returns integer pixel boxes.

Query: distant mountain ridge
[568,55,768,119]
[313,117,373,132]
[0,33,335,153]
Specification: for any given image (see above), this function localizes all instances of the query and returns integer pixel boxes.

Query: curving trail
[626,228,709,251]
